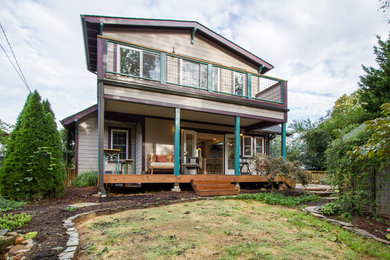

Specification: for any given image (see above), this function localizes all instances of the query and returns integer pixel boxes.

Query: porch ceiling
[105,99,266,128]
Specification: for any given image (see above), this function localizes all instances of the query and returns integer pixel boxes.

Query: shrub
[254,155,307,185]
[0,213,31,231]
[24,231,37,240]
[0,196,26,212]
[63,206,77,212]
[0,91,65,201]
[72,171,98,187]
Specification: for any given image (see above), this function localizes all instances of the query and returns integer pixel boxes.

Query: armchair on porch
[148,154,174,175]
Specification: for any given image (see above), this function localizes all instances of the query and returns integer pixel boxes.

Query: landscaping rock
[23,239,33,249]
[0,236,15,250]
[6,232,18,237]
[66,237,79,247]
[59,251,75,260]
[14,236,24,245]
[8,245,26,256]
[0,229,8,236]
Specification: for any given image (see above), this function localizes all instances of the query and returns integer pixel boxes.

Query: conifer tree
[0,91,65,200]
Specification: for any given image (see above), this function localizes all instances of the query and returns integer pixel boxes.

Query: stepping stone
[68,202,100,208]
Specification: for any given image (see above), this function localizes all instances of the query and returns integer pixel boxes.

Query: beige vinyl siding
[103,28,258,73]
[104,85,285,120]
[77,113,140,174]
[78,113,99,173]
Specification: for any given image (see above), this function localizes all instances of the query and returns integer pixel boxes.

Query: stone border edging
[58,197,204,259]
[303,206,390,245]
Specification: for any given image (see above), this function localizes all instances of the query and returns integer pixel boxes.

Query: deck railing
[105,39,285,105]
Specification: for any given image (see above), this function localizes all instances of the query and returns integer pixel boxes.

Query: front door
[182,130,197,164]
[224,134,235,175]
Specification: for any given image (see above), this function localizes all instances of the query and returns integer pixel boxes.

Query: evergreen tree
[0,91,65,200]
[359,35,390,118]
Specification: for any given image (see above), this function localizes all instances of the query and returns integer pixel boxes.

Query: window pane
[244,136,252,157]
[255,138,263,154]
[112,130,127,160]
[234,72,245,96]
[200,64,208,89]
[182,60,199,88]
[119,47,140,76]
[212,67,219,91]
[143,52,161,80]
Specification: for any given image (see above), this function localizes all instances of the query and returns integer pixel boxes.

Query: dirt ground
[5,186,390,259]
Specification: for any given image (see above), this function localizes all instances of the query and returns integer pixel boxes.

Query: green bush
[320,202,340,215]
[0,196,26,212]
[24,231,37,240]
[0,91,65,201]
[0,213,31,231]
[72,171,98,187]
[222,192,319,207]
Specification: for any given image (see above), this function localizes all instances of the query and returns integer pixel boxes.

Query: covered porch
[97,96,287,195]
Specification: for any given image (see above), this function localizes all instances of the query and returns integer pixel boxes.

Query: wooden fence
[305,170,326,184]
[65,168,75,187]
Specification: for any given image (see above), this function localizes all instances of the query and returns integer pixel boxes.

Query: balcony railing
[105,39,285,104]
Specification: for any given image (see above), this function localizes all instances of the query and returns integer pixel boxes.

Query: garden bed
[2,187,389,259]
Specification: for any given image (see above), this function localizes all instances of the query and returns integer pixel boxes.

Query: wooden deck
[104,174,290,185]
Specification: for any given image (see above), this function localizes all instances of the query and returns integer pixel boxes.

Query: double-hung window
[180,59,208,89]
[111,129,129,160]
[254,137,264,155]
[118,46,161,81]
[212,66,220,91]
[242,136,253,157]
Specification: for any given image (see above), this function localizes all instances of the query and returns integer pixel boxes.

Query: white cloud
[0,0,388,126]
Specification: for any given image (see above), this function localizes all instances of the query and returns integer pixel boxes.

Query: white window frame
[242,135,253,157]
[117,45,160,80]
[111,129,129,160]
[254,137,265,155]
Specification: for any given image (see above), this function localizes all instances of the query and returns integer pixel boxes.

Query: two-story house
[61,15,289,196]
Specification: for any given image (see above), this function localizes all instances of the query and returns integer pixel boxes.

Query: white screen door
[224,134,235,175]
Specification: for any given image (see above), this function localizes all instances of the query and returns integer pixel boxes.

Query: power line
[0,23,32,93]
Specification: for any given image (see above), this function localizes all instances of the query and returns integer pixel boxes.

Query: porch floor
[104,174,292,185]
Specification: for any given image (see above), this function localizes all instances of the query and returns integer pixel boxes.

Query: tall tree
[359,35,390,118]
[0,91,65,200]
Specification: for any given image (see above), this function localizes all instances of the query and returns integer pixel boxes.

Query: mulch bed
[5,187,390,259]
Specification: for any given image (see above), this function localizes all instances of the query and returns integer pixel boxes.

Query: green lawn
[78,200,390,259]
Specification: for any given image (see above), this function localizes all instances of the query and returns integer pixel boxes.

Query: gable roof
[81,15,274,74]
[61,104,98,126]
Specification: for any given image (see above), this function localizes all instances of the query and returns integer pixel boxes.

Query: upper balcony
[102,38,286,107]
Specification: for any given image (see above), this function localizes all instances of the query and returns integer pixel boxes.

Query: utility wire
[0,22,31,93]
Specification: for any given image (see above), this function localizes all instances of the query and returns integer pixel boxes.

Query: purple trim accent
[61,104,98,126]
[113,44,117,72]
[81,15,273,73]
[108,126,132,160]
[97,38,106,79]
[75,121,79,175]
[104,94,283,123]
[103,77,287,110]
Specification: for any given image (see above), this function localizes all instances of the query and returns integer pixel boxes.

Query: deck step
[191,180,239,196]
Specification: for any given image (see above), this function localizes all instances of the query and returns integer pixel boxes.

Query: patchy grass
[219,192,319,207]
[0,196,27,212]
[77,200,390,260]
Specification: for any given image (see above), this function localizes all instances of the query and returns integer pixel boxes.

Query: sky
[0,0,388,127]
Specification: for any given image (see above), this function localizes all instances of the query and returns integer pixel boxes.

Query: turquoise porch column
[174,108,180,176]
[281,122,286,159]
[235,116,240,176]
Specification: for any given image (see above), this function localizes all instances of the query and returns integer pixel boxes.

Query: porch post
[174,108,180,176]
[281,122,286,159]
[234,116,240,176]
[98,82,106,196]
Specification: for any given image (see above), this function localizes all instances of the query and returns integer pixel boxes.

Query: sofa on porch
[148,154,174,175]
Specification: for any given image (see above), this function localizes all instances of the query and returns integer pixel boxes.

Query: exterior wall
[77,113,140,174]
[77,113,99,173]
[104,85,285,121]
[103,28,258,73]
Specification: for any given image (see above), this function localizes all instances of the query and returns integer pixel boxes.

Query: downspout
[74,119,79,175]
